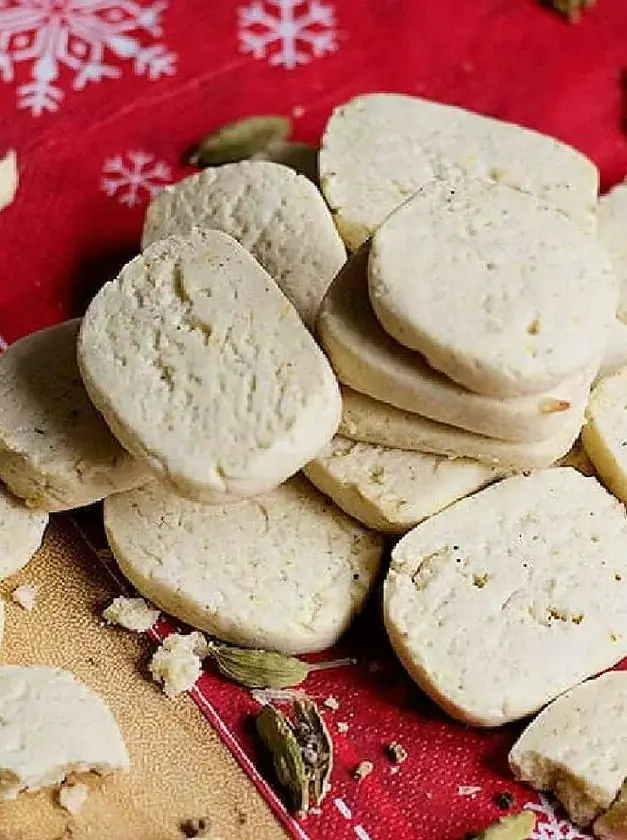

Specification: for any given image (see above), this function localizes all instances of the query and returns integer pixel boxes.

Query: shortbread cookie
[0,150,17,213]
[339,388,581,471]
[384,468,627,726]
[0,665,129,799]
[78,230,341,503]
[0,321,152,511]
[510,672,627,828]
[368,176,615,397]
[0,485,47,580]
[104,475,384,655]
[319,93,598,250]
[318,244,592,441]
[582,367,627,503]
[304,436,501,533]
[598,319,627,381]
[599,180,627,323]
[142,161,345,328]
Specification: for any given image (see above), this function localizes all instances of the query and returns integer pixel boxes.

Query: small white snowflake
[0,1,177,116]
[101,151,171,208]
[525,795,591,840]
[238,0,337,70]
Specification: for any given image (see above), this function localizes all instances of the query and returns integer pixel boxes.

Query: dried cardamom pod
[206,640,354,689]
[207,643,310,688]
[466,812,536,840]
[544,0,596,22]
[256,704,310,814]
[251,140,319,184]
[256,700,333,816]
[186,115,292,167]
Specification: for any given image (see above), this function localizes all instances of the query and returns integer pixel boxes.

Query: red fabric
[2,1,627,837]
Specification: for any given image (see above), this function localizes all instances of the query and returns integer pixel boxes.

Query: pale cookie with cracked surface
[0,484,47,580]
[318,244,592,441]
[0,150,17,212]
[142,161,345,328]
[0,320,152,512]
[582,368,627,504]
[0,665,129,799]
[368,176,615,397]
[599,180,627,323]
[598,319,627,382]
[339,388,581,471]
[510,672,627,830]
[319,93,598,250]
[78,230,341,503]
[304,436,502,534]
[104,475,384,655]
[384,468,627,727]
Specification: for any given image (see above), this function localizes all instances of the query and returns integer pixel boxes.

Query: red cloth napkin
[2,2,627,838]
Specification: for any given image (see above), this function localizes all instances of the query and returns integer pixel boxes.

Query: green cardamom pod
[256,705,309,814]
[467,812,536,840]
[186,115,292,168]
[293,700,333,807]
[207,643,310,689]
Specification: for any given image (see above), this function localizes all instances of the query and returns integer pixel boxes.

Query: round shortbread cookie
[0,665,129,799]
[319,93,598,250]
[304,436,501,534]
[104,475,384,655]
[0,321,152,511]
[318,244,593,442]
[368,176,615,397]
[582,367,627,504]
[78,229,341,503]
[597,319,627,382]
[0,484,47,580]
[598,181,627,323]
[142,161,345,329]
[384,468,627,727]
[510,672,627,828]
[339,388,582,471]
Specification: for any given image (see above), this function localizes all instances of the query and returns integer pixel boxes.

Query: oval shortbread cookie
[0,321,152,511]
[0,665,129,799]
[510,672,627,829]
[78,230,341,503]
[598,180,627,323]
[104,476,384,655]
[368,176,615,397]
[598,319,627,382]
[142,161,345,329]
[304,436,501,534]
[318,244,592,441]
[319,93,598,250]
[0,485,47,580]
[384,468,627,727]
[582,368,627,503]
[339,388,581,471]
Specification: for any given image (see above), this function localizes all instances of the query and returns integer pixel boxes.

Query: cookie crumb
[458,785,482,797]
[58,782,88,815]
[353,760,374,781]
[102,595,159,632]
[11,583,37,611]
[337,721,349,733]
[385,742,408,764]
[150,632,207,698]
[323,695,340,711]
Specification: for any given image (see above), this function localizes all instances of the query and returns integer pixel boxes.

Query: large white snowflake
[238,0,337,70]
[101,150,171,207]
[0,1,177,116]
[525,795,592,840]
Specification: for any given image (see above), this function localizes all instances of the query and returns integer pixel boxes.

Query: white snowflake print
[0,1,177,116]
[238,0,337,70]
[101,150,171,208]
[525,795,592,840]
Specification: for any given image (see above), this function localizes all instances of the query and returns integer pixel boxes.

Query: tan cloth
[0,517,287,840]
